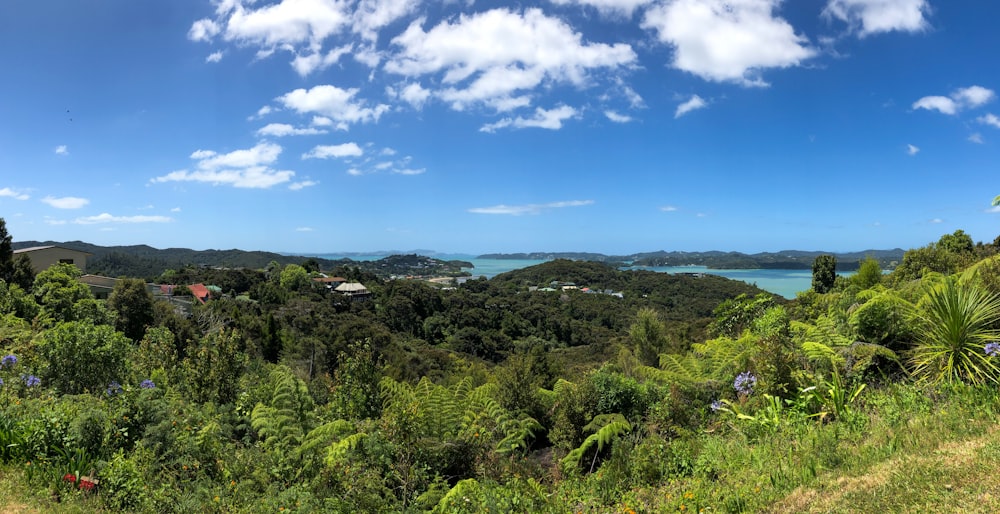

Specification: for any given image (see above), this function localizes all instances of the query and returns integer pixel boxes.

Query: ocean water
[309,254,840,299]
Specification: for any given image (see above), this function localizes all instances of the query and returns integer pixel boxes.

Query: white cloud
[311,116,334,127]
[42,196,89,209]
[256,123,327,137]
[642,0,816,87]
[74,213,173,225]
[604,110,633,123]
[386,8,636,111]
[0,188,30,201]
[346,168,365,176]
[480,105,579,132]
[216,0,351,49]
[54,145,68,155]
[929,218,943,224]
[171,207,182,212]
[989,205,1000,214]
[289,180,319,190]
[660,205,679,212]
[389,82,432,109]
[549,0,655,17]
[381,147,398,156]
[277,85,389,130]
[353,0,422,41]
[469,199,594,215]
[393,168,425,175]
[302,143,364,159]
[969,133,984,144]
[290,44,352,76]
[188,18,221,42]
[295,226,314,232]
[978,113,1000,129]
[153,142,294,189]
[823,0,930,37]
[249,106,274,121]
[675,94,708,118]
[913,86,995,115]
[953,86,995,107]
[906,143,919,155]
[206,51,224,63]
[912,95,956,115]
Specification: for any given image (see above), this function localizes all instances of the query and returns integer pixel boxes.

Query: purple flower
[985,342,1000,358]
[734,371,757,396]
[140,379,155,389]
[21,374,40,387]
[710,399,723,411]
[106,381,123,396]
[0,354,16,369]
[0,378,4,387]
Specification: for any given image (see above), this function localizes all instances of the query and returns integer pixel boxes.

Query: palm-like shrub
[910,277,1000,385]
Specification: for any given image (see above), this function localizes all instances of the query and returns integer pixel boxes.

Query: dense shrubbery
[1,227,1000,512]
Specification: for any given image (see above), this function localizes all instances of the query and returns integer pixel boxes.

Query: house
[188,283,211,304]
[313,276,348,288]
[334,282,372,300]
[13,245,91,273]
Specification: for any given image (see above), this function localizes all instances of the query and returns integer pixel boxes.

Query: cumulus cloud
[0,188,30,201]
[302,143,364,159]
[206,51,224,63]
[256,123,327,137]
[675,94,708,118]
[171,207,182,212]
[906,144,919,155]
[978,113,1000,129]
[469,199,595,215]
[393,168,425,175]
[548,0,655,17]
[968,133,984,144]
[388,82,432,109]
[152,142,294,189]
[74,213,173,225]
[187,0,420,75]
[604,110,633,123]
[277,85,389,130]
[290,44,352,76]
[480,105,579,132]
[660,205,679,212]
[823,0,930,37]
[55,145,69,155]
[42,196,89,209]
[913,85,995,115]
[385,8,637,111]
[642,0,815,87]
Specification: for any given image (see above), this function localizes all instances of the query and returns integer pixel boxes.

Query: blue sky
[1,0,998,255]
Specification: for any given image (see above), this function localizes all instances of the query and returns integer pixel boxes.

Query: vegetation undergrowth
[2,220,1000,512]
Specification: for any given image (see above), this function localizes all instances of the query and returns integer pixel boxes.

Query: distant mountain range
[13,240,906,278]
[477,249,906,271]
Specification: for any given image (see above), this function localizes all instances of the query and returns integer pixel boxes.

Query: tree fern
[250,366,314,453]
[560,413,632,474]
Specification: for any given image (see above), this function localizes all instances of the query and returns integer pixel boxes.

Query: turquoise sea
[311,254,841,299]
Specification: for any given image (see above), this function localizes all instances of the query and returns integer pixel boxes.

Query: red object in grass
[78,479,96,491]
[62,473,76,483]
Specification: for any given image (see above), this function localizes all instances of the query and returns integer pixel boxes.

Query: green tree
[279,264,310,291]
[38,321,132,394]
[107,277,155,341]
[709,293,774,338]
[853,256,883,290]
[11,254,35,290]
[0,218,13,284]
[937,229,974,254]
[812,254,837,293]
[33,262,93,324]
[629,307,667,366]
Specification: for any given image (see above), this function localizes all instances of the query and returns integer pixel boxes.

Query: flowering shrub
[734,372,757,396]
[985,342,1000,358]
[0,354,16,369]
[21,374,40,387]
[106,381,123,396]
[140,379,155,389]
